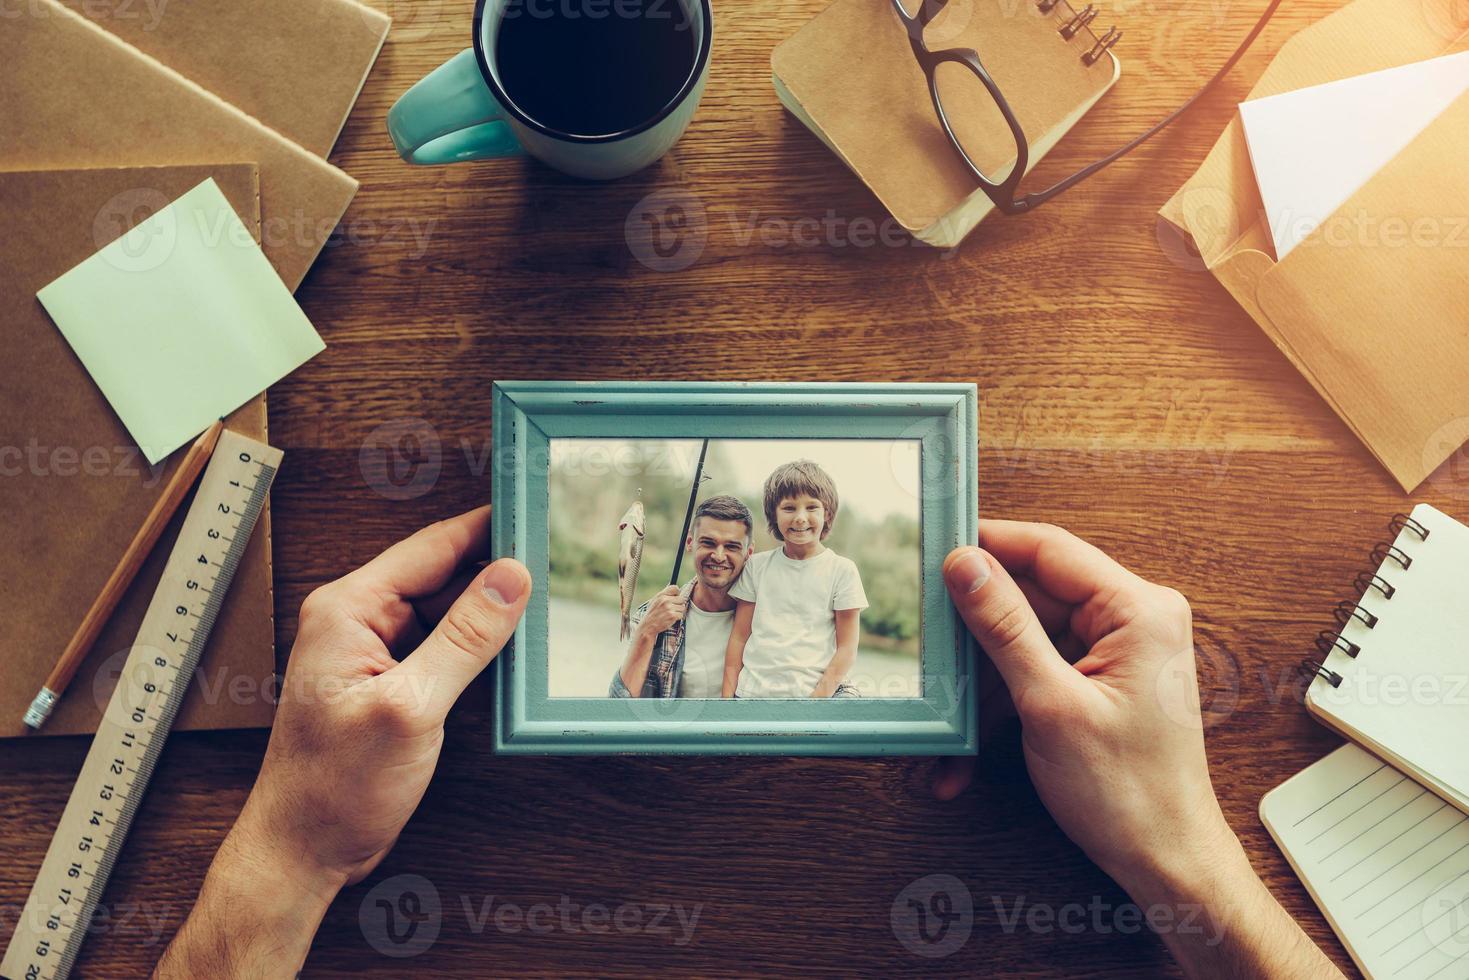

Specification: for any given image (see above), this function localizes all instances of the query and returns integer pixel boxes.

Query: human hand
[638,585,687,637]
[241,505,529,886]
[931,521,1339,978]
[934,521,1230,891]
[156,507,530,978]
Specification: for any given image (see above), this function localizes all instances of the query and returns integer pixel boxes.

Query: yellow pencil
[24,420,226,730]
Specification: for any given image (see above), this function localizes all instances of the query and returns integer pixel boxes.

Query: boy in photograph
[721,460,867,698]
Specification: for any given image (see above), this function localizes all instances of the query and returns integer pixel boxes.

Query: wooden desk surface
[5,0,1465,974]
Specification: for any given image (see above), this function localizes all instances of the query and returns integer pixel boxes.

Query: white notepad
[1303,503,1469,814]
[1262,743,1469,979]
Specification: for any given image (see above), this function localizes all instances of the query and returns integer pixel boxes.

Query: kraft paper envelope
[1159,0,1469,492]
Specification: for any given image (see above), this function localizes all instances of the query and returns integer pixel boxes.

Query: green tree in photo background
[548,440,920,657]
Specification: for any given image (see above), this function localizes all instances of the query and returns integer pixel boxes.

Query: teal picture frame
[490,381,978,756]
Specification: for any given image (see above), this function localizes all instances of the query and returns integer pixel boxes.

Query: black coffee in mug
[495,0,698,138]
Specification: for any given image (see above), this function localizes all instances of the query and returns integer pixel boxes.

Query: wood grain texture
[4,0,1466,975]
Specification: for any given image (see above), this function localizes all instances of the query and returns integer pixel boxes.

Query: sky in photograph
[549,437,921,522]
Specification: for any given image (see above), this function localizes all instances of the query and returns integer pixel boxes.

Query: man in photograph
[609,494,754,698]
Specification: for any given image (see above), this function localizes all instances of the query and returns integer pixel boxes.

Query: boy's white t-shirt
[728,547,868,698]
[677,603,734,699]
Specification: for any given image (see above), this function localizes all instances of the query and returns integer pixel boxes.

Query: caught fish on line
[617,497,645,641]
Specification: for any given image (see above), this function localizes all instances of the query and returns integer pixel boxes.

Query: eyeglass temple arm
[892,0,948,32]
[1009,0,1286,213]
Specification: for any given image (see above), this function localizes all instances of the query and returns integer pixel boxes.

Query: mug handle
[387,48,523,165]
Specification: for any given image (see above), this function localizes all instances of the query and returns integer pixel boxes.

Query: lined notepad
[1262,743,1469,979]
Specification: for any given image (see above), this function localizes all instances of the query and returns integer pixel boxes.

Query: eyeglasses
[893,0,1284,215]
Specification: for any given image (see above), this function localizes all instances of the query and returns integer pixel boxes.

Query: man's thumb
[944,547,1068,696]
[401,558,531,716]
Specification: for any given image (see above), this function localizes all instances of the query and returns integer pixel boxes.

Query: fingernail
[482,560,526,606]
[948,549,991,593]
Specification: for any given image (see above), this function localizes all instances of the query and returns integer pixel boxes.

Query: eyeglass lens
[931,60,1020,185]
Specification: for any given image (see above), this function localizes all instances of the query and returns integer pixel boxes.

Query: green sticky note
[37,178,325,464]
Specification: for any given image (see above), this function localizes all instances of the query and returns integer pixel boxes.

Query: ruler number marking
[43,459,279,977]
[2,440,279,980]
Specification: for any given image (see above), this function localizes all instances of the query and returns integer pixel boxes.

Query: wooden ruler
[1,430,282,980]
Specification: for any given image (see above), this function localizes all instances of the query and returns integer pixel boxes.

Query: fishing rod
[668,438,709,587]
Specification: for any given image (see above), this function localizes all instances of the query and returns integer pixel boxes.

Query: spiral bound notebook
[1261,742,1469,980]
[1300,504,1469,813]
[772,0,1121,247]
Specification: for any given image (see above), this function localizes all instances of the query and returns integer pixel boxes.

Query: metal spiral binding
[1315,629,1360,659]
[1300,657,1342,688]
[1060,3,1099,39]
[1038,0,1120,62]
[1332,600,1378,630]
[1084,26,1122,65]
[1302,514,1429,693]
[1354,571,1396,599]
[1370,542,1413,570]
[1389,512,1430,541]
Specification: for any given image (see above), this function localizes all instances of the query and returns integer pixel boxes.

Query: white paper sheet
[1239,51,1469,260]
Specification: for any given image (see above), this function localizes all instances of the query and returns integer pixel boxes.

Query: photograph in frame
[548,437,923,700]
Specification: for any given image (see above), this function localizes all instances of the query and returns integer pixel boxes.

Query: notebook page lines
[1294,765,1469,978]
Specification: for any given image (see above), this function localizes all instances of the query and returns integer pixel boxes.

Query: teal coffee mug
[388,0,712,179]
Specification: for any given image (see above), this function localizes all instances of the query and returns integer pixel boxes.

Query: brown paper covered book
[0,165,275,738]
[0,0,359,290]
[57,0,391,158]
[0,0,389,735]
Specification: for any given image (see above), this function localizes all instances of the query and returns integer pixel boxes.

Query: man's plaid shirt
[608,580,697,698]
